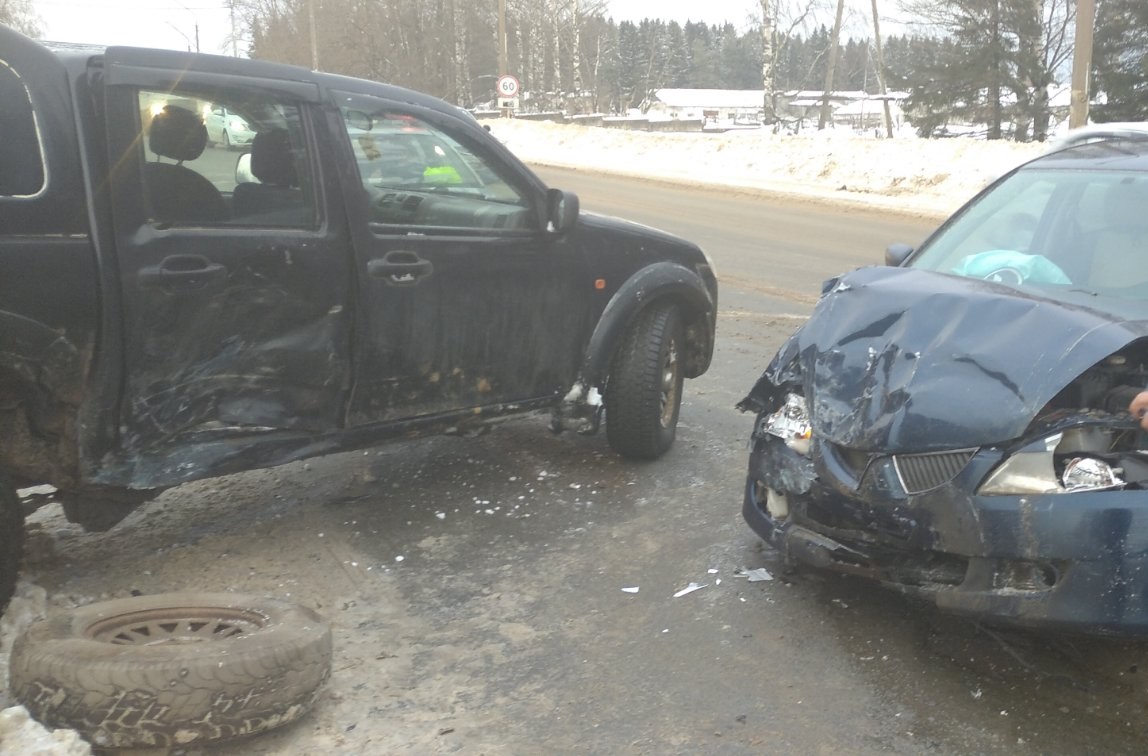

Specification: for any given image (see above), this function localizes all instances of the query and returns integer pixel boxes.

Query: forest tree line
[3,0,1146,141]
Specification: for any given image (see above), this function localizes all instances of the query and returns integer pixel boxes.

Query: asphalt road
[13,168,1148,755]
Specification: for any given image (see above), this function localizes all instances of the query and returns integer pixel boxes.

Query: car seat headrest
[250,128,298,187]
[149,105,207,162]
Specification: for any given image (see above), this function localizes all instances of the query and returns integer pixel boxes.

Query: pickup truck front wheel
[0,477,23,615]
[605,304,684,460]
[9,592,332,749]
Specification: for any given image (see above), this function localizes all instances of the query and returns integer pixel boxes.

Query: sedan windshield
[908,167,1148,299]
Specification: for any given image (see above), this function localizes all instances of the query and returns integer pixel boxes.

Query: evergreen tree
[1092,0,1148,122]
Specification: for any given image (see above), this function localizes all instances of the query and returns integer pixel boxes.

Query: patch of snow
[0,706,91,755]
[487,119,1046,218]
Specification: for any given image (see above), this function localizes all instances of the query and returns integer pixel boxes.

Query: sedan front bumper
[744,435,1148,635]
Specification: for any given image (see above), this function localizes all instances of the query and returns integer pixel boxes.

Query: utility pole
[1069,0,1096,129]
[498,0,508,76]
[309,0,319,70]
[870,0,893,138]
[229,0,238,56]
[760,0,775,124]
[818,0,846,130]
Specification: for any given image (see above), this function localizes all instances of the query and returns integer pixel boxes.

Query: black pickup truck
[0,27,717,611]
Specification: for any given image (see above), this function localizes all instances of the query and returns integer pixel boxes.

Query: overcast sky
[32,0,769,53]
[32,0,882,55]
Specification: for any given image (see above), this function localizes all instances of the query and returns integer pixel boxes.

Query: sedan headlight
[979,432,1125,495]
[760,393,812,455]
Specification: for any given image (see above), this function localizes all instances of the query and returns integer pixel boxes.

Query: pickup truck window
[0,60,46,198]
[339,100,531,232]
[136,89,316,229]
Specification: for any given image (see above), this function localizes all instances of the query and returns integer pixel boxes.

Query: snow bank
[0,706,91,756]
[486,119,1047,218]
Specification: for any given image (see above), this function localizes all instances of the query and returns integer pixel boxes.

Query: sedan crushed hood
[743,266,1148,452]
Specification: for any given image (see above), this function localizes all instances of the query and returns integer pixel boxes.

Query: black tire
[0,476,24,615]
[9,592,332,749]
[222,130,231,150]
[605,304,685,460]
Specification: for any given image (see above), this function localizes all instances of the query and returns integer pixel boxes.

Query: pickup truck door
[330,92,593,426]
[103,50,353,477]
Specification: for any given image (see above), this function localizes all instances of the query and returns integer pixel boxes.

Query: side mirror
[546,188,579,234]
[885,242,914,266]
[235,152,257,184]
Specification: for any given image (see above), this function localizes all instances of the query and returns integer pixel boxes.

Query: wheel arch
[581,262,715,391]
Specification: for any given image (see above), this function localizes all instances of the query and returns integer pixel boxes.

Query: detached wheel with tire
[0,477,24,615]
[9,592,332,749]
[605,304,685,460]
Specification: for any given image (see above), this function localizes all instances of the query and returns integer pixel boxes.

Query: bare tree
[818,0,846,129]
[0,0,40,37]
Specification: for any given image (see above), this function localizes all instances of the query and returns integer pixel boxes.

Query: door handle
[368,251,434,285]
[139,255,228,288]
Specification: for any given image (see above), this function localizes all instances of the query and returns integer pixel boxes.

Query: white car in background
[1048,122,1148,152]
[204,104,256,150]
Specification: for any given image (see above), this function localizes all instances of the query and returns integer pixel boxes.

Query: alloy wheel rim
[659,339,680,428]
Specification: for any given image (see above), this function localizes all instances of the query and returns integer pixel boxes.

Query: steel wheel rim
[85,606,267,645]
[659,338,680,428]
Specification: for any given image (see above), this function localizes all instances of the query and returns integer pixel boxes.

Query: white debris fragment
[435,512,446,520]
[738,567,773,582]
[707,569,719,574]
[586,387,603,406]
[394,555,405,563]
[831,599,849,609]
[563,382,585,402]
[621,587,640,594]
[672,582,707,598]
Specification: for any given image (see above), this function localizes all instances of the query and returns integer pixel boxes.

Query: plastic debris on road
[621,586,640,594]
[672,582,707,598]
[736,567,774,582]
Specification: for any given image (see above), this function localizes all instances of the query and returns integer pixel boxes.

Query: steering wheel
[965,252,1072,285]
[981,266,1026,285]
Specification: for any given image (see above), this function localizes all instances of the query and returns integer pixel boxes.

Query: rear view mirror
[346,110,373,131]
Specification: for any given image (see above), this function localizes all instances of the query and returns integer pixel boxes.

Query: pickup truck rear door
[102,49,353,480]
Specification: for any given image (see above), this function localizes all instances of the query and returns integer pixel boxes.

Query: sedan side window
[337,97,531,231]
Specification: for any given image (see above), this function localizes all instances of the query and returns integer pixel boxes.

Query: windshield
[908,168,1148,300]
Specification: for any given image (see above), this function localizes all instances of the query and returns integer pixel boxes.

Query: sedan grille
[892,449,977,494]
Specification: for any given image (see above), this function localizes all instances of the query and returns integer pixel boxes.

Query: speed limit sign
[496,75,520,98]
